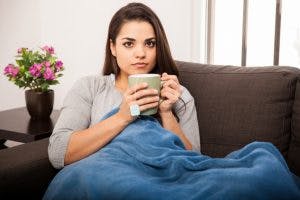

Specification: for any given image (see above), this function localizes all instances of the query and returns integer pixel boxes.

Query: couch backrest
[177,61,300,175]
[289,78,300,175]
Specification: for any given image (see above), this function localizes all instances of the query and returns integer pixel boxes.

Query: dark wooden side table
[0,107,60,144]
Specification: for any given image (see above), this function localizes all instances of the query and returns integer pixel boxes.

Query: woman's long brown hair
[102,2,178,77]
[102,3,185,122]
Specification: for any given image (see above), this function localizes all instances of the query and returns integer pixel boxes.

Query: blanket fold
[44,108,300,200]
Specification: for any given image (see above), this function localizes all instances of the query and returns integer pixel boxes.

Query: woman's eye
[123,42,133,48]
[145,40,156,48]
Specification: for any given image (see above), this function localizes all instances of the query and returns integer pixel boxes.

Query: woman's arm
[175,89,200,152]
[159,73,193,150]
[64,111,130,165]
[64,82,159,166]
[160,111,192,150]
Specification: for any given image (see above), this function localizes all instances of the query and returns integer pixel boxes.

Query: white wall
[0,0,202,111]
[0,0,42,110]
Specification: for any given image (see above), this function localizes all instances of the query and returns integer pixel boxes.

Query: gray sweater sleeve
[48,77,94,169]
[174,86,201,152]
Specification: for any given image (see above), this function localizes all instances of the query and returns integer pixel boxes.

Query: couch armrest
[0,138,58,199]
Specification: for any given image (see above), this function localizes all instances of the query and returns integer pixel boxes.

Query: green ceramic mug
[128,74,161,115]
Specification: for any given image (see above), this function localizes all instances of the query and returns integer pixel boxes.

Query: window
[214,0,243,66]
[280,0,300,67]
[247,0,276,66]
[203,0,300,68]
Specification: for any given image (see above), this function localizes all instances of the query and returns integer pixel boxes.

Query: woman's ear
[110,39,116,57]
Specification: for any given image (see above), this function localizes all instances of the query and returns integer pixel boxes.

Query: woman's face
[110,20,157,78]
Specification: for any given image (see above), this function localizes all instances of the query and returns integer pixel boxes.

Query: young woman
[44,3,300,200]
[48,2,200,170]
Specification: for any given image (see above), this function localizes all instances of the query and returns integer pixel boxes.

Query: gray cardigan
[48,74,200,169]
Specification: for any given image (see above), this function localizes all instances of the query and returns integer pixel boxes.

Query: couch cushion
[177,61,299,161]
[0,138,57,199]
[289,79,300,175]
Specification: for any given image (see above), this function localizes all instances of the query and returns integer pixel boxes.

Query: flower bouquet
[3,46,64,119]
[3,45,64,92]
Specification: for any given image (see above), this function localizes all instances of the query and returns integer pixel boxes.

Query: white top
[48,74,200,169]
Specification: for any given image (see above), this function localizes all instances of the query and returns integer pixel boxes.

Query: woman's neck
[115,74,128,93]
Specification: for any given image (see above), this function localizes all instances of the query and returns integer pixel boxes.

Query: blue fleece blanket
[44,108,300,200]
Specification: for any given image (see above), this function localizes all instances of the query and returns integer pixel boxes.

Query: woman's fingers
[160,87,180,103]
[161,72,179,84]
[136,96,159,106]
[132,88,159,101]
[158,73,183,112]
[125,82,158,100]
[161,73,181,93]
[125,82,148,95]
[160,73,182,101]
[124,82,160,112]
[132,92,159,112]
[139,101,159,112]
[162,79,181,92]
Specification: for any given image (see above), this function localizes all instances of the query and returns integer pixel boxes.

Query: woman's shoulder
[69,74,114,98]
[75,74,113,85]
[73,74,114,91]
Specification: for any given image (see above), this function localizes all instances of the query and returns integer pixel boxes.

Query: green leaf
[19,65,26,74]
[16,59,23,66]
[25,71,32,79]
[49,56,56,65]
[51,80,59,85]
[15,79,26,87]
[41,83,49,91]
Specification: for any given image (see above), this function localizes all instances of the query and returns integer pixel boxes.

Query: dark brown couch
[1,61,300,199]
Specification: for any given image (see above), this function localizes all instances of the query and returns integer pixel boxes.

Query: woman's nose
[134,45,146,58]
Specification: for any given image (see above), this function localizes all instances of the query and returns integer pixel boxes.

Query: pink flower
[43,67,55,80]
[4,64,19,77]
[29,63,43,77]
[42,45,55,54]
[55,60,63,71]
[43,61,51,68]
[4,64,14,74]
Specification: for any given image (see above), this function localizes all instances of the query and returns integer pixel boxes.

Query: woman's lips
[132,63,147,68]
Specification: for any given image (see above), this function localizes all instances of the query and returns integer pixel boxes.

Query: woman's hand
[159,73,182,114]
[117,82,159,122]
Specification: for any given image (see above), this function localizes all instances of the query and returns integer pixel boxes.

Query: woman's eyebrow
[121,37,156,41]
[121,37,135,41]
[145,37,156,41]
